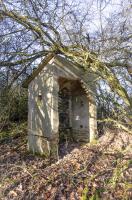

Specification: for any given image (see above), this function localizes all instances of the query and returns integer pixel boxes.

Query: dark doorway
[58,77,89,158]
[58,87,71,140]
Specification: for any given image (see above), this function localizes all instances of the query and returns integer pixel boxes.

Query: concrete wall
[72,94,89,141]
[28,64,53,136]
[28,56,97,157]
[53,57,97,142]
[28,64,59,157]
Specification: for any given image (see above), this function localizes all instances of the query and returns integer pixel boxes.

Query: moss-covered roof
[22,53,95,88]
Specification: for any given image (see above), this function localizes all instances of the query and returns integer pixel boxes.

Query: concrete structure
[23,54,97,158]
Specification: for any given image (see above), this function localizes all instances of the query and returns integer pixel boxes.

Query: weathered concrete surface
[27,55,97,157]
[28,134,51,156]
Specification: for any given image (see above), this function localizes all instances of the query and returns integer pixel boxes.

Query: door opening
[58,77,89,157]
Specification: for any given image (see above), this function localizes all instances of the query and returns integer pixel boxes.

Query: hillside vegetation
[0,123,131,200]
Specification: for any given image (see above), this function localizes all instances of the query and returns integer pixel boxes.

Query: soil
[0,126,132,200]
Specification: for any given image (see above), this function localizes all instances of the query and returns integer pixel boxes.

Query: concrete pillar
[27,75,60,159]
[50,76,59,159]
[88,92,97,142]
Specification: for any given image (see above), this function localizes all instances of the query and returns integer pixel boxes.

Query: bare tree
[0,0,131,128]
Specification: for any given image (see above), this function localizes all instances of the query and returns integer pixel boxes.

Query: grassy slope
[0,123,132,200]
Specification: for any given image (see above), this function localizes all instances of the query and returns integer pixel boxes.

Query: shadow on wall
[28,68,59,155]
[28,65,94,157]
[29,73,54,138]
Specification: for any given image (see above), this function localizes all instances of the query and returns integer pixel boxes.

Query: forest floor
[0,123,132,200]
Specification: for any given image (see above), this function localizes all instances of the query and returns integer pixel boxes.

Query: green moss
[0,122,27,140]
[81,186,88,200]
[90,138,98,144]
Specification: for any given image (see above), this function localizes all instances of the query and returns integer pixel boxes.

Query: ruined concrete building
[23,54,97,158]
